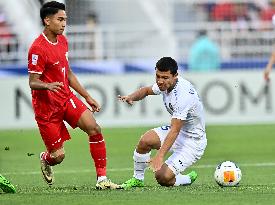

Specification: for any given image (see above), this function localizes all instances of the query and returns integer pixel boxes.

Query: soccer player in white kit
[118,57,207,188]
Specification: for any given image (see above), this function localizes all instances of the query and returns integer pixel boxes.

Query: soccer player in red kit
[28,1,120,189]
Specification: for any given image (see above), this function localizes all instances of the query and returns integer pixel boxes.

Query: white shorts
[153,125,207,175]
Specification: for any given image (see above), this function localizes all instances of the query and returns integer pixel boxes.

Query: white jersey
[152,76,205,139]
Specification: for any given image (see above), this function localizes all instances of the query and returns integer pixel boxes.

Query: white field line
[2,162,275,176]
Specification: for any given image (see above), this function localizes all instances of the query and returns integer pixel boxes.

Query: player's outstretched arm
[264,51,275,81]
[68,68,100,112]
[118,86,155,105]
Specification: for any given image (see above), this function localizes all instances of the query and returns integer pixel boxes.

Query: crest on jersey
[32,54,38,65]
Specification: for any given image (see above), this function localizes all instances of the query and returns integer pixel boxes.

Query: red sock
[89,133,107,177]
[42,152,56,166]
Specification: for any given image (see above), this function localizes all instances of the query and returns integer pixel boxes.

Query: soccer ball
[214,161,242,187]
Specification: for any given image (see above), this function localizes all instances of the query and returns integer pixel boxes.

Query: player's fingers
[56,82,63,86]
[49,83,62,90]
[118,95,125,99]
[120,97,127,102]
[95,106,101,112]
[127,100,133,105]
[118,95,129,102]
[53,85,62,90]
[93,102,101,110]
[52,82,63,87]
[91,104,100,112]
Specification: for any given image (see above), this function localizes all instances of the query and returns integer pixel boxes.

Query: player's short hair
[155,57,178,75]
[40,1,66,26]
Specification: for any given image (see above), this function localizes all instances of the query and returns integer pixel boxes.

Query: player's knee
[137,131,160,152]
[86,123,101,136]
[137,136,151,150]
[155,171,174,187]
[54,154,65,164]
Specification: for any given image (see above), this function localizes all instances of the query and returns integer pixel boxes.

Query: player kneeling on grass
[118,57,207,188]
[28,1,120,189]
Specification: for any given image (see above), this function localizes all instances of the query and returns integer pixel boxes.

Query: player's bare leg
[77,110,121,189]
[122,130,161,189]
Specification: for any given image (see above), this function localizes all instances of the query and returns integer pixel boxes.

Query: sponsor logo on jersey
[169,103,174,112]
[164,102,174,115]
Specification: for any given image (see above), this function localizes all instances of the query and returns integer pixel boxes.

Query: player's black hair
[155,57,178,75]
[40,1,65,26]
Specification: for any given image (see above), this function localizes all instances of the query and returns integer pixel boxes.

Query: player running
[118,57,207,188]
[28,1,120,189]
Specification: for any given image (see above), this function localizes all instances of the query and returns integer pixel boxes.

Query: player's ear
[174,72,178,77]
[44,17,50,26]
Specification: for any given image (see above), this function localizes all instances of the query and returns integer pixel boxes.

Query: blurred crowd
[1,0,275,63]
[0,9,15,57]
[195,0,275,30]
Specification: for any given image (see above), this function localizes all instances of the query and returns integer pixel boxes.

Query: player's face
[46,10,67,35]
[155,69,178,92]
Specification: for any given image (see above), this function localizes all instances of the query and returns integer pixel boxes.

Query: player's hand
[86,97,101,112]
[117,95,134,105]
[264,69,271,82]
[149,155,164,172]
[46,82,63,92]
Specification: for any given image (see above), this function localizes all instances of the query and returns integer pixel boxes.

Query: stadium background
[0,0,275,205]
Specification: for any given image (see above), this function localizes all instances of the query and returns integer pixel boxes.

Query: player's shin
[89,133,107,177]
[133,150,151,180]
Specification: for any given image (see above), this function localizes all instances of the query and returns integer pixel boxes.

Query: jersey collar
[42,32,58,45]
[167,78,179,94]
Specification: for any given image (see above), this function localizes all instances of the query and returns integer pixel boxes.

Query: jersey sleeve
[152,83,161,95]
[172,91,193,121]
[28,46,46,74]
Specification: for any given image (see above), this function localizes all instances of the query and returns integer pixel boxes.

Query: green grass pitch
[0,124,275,205]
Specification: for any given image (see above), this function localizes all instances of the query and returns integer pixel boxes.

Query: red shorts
[35,94,87,152]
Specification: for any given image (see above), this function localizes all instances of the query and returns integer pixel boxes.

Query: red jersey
[28,33,73,118]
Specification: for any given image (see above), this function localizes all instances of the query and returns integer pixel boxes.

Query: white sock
[174,174,191,186]
[133,150,151,180]
[97,176,107,183]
